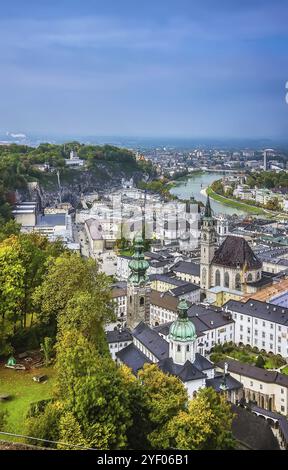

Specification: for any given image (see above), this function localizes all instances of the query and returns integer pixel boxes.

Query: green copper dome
[128,235,150,285]
[169,299,197,342]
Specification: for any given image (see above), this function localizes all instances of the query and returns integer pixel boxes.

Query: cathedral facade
[200,196,262,293]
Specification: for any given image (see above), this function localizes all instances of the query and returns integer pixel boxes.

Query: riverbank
[205,186,268,216]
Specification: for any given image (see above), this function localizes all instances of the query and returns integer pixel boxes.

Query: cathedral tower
[127,235,151,330]
[200,196,217,290]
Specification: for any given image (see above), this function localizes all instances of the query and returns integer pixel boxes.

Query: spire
[128,235,150,285]
[204,195,212,218]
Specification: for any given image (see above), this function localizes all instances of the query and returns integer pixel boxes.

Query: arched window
[224,272,229,288]
[139,296,144,306]
[129,295,132,304]
[247,273,253,282]
[235,273,241,290]
[186,345,190,352]
[202,267,207,285]
[177,345,181,352]
[215,269,221,286]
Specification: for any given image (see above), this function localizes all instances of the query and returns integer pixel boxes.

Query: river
[170,171,247,216]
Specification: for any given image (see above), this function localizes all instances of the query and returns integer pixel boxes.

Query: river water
[170,171,246,216]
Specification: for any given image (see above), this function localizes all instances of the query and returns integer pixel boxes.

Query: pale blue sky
[1,0,288,138]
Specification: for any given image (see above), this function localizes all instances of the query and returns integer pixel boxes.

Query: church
[108,234,242,400]
[200,196,263,293]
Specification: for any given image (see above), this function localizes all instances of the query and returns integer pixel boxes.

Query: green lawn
[0,365,56,437]
[206,186,268,215]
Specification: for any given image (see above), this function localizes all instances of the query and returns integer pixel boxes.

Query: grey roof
[189,304,234,329]
[250,405,288,442]
[217,359,288,388]
[224,298,288,326]
[206,373,243,392]
[193,353,214,371]
[212,235,262,270]
[116,343,152,374]
[36,214,66,227]
[168,283,200,297]
[132,322,169,360]
[106,329,132,344]
[157,357,206,382]
[149,273,185,287]
[172,261,200,276]
[231,405,279,450]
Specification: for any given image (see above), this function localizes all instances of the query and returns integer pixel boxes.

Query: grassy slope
[0,366,56,437]
[206,186,267,215]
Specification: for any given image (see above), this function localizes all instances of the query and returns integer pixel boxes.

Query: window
[250,381,253,386]
[240,315,243,321]
[281,389,284,394]
[281,406,285,412]
[240,325,243,332]
[177,345,181,352]
[139,296,144,306]
[262,332,265,338]
[235,273,241,290]
[186,345,190,352]
[262,321,266,327]
[247,328,251,334]
[270,334,273,340]
[247,273,253,282]
[255,319,258,325]
[270,323,273,329]
[260,384,263,390]
[247,317,251,323]
[215,269,221,286]
[240,335,243,341]
[278,346,281,353]
[255,329,258,336]
[224,272,230,288]
[278,337,281,343]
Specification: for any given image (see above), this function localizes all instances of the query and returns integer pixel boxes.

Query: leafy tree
[167,388,235,450]
[40,337,54,366]
[55,330,132,449]
[255,354,265,368]
[57,412,90,450]
[119,365,151,450]
[0,238,25,354]
[33,254,114,331]
[138,364,188,449]
[25,402,62,448]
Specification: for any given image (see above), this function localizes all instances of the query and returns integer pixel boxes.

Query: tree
[55,330,132,449]
[119,365,151,450]
[138,364,188,449]
[57,412,90,450]
[166,388,235,450]
[0,238,25,354]
[40,337,54,366]
[33,254,114,330]
[255,354,265,369]
[25,402,62,448]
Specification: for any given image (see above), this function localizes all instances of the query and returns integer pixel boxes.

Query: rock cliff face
[19,166,145,209]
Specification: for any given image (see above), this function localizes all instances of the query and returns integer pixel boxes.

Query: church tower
[200,196,217,290]
[127,235,151,330]
[169,299,197,365]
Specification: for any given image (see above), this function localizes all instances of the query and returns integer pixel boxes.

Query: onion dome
[128,235,150,285]
[169,299,197,342]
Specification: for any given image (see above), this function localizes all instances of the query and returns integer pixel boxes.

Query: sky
[0,0,288,139]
